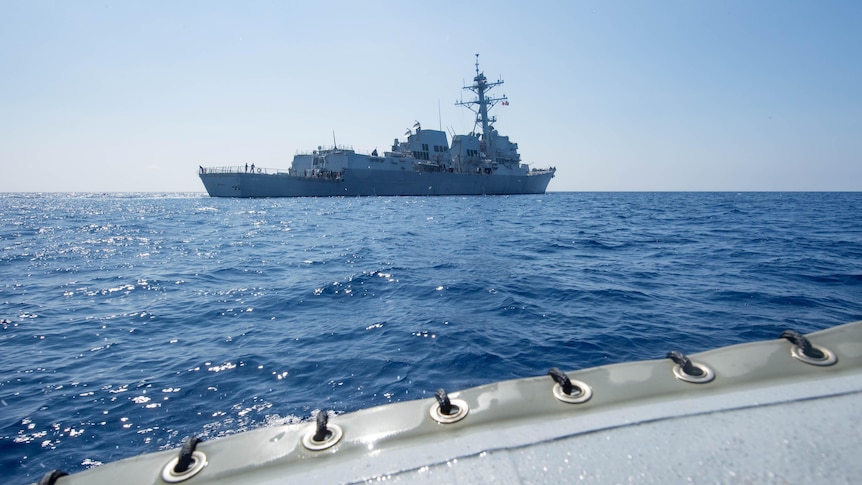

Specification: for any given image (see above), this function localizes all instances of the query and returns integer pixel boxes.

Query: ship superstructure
[199,56,555,197]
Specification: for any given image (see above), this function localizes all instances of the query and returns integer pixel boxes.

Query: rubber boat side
[43,321,862,484]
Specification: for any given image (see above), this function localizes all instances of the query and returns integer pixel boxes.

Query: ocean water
[2,192,861,483]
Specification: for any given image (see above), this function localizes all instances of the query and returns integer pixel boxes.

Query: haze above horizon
[1,1,860,192]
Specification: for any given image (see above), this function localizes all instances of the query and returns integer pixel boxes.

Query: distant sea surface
[2,192,861,483]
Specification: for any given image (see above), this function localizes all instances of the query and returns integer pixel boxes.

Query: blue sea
[2,192,861,483]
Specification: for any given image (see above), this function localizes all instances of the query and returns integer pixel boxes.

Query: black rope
[780,330,825,359]
[173,436,202,474]
[312,411,331,442]
[435,388,453,415]
[547,368,580,395]
[666,351,705,377]
[38,470,68,485]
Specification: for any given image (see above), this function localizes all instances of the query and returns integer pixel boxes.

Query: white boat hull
[52,321,862,484]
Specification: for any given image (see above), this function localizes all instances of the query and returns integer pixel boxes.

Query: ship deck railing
[199,166,290,176]
[529,167,556,175]
[199,166,349,180]
[295,144,356,156]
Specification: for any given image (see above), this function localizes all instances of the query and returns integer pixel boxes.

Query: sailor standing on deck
[245,163,248,173]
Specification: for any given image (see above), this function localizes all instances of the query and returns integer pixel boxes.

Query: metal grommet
[791,344,837,366]
[429,398,469,424]
[552,379,592,404]
[781,330,837,367]
[302,423,343,451]
[672,362,715,384]
[161,451,207,483]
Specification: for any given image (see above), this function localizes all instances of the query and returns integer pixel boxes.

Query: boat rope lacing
[666,351,715,383]
[781,329,837,366]
[161,436,207,483]
[38,470,68,485]
[302,411,343,451]
[429,388,469,423]
[54,325,847,481]
[547,368,592,404]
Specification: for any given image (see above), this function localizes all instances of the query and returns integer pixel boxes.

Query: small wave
[3,192,861,484]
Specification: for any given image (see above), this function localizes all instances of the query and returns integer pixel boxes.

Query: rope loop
[174,436,201,474]
[548,368,579,395]
[666,351,704,377]
[38,470,68,485]
[666,351,715,384]
[547,368,592,404]
[780,330,824,359]
[162,436,207,482]
[429,388,468,423]
[780,329,837,366]
[435,388,453,415]
[313,411,330,442]
[302,411,343,451]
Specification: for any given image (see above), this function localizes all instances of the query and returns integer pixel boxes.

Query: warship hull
[199,167,555,198]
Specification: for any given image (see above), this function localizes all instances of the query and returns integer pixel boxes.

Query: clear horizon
[2,1,860,192]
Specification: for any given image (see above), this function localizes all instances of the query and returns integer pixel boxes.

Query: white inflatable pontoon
[41,321,862,484]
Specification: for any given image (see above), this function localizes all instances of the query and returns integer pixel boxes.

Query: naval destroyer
[198,56,556,197]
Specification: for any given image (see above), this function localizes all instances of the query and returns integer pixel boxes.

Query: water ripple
[1,192,861,483]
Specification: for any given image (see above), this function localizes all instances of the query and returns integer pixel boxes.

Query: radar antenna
[455,54,508,157]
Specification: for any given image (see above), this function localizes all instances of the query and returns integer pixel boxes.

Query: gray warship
[198,56,556,197]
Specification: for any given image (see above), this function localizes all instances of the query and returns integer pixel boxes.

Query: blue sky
[1,1,860,192]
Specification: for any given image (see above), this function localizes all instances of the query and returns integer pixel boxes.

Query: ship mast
[456,54,508,158]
